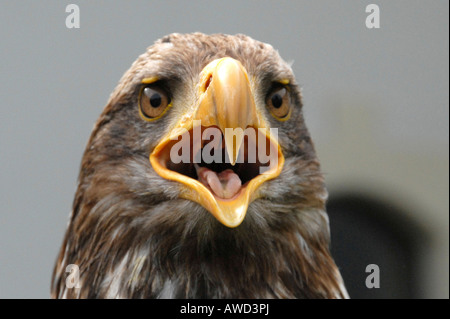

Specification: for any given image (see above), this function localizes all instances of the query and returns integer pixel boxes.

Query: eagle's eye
[266,86,291,120]
[139,85,171,120]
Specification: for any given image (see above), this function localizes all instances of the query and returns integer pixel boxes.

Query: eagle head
[52,33,348,299]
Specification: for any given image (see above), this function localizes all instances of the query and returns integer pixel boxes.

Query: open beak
[150,57,284,227]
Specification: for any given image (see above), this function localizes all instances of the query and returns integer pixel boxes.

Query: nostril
[203,74,212,92]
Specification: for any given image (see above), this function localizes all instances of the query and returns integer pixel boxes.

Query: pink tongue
[196,166,242,199]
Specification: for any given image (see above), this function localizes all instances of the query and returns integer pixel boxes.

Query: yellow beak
[150,57,284,227]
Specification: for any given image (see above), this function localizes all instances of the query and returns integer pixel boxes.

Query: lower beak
[150,57,284,227]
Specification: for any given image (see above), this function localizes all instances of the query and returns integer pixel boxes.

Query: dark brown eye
[139,86,171,120]
[266,87,290,119]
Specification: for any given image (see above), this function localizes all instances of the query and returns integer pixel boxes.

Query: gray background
[0,0,448,298]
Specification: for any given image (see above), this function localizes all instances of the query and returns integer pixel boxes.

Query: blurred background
[0,0,448,298]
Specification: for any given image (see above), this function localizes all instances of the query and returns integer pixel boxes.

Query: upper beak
[150,57,284,227]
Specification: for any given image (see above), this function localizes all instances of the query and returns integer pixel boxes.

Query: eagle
[51,33,348,299]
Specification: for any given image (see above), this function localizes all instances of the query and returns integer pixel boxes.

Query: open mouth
[149,57,284,227]
[150,124,283,228]
[161,126,274,200]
